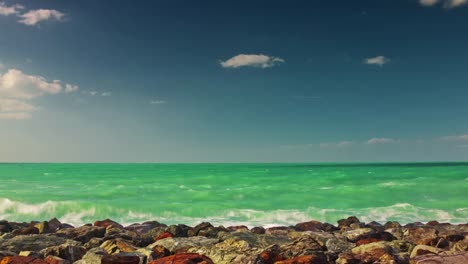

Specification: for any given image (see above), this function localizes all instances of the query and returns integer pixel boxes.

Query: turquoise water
[0,163,467,227]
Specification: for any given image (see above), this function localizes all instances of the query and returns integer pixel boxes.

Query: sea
[0,163,467,227]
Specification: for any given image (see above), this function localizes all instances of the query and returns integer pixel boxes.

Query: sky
[0,0,468,162]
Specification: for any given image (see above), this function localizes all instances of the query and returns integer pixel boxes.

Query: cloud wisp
[419,0,468,8]
[441,134,468,141]
[18,9,65,26]
[0,68,78,120]
[220,54,284,68]
[150,100,166,105]
[364,56,390,66]
[0,2,23,16]
[367,138,397,144]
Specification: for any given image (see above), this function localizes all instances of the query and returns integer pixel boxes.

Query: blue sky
[1,0,468,162]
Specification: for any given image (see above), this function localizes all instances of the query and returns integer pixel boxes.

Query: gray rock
[0,235,75,253]
[149,236,219,253]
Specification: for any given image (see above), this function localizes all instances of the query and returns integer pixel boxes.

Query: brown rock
[43,256,66,264]
[47,219,62,233]
[411,251,468,264]
[227,225,249,232]
[251,227,266,234]
[100,239,138,254]
[294,220,323,232]
[151,245,171,259]
[55,225,105,243]
[149,253,214,264]
[101,255,140,264]
[188,223,214,237]
[356,238,381,246]
[166,224,190,237]
[154,232,173,241]
[338,216,361,229]
[94,219,124,229]
[12,227,39,236]
[274,253,327,264]
[410,245,443,258]
[256,245,282,264]
[404,226,438,245]
[0,256,47,264]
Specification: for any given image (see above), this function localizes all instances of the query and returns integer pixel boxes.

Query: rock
[274,253,327,264]
[219,231,291,249]
[47,219,62,233]
[265,227,293,237]
[12,227,39,236]
[56,226,105,243]
[343,228,375,242]
[278,234,323,259]
[150,245,170,259]
[451,239,467,251]
[0,256,48,264]
[154,232,173,241]
[188,238,261,264]
[166,224,190,237]
[256,245,282,264]
[34,222,50,234]
[336,241,397,264]
[227,225,249,232]
[93,219,123,230]
[251,227,266,235]
[188,223,214,237]
[79,247,108,264]
[411,251,468,264]
[83,238,104,250]
[101,254,141,264]
[149,236,218,253]
[325,238,355,253]
[18,252,41,258]
[410,245,443,258]
[356,238,381,246]
[125,222,167,235]
[386,227,404,240]
[100,239,139,254]
[301,231,334,248]
[404,226,438,245]
[294,221,324,232]
[148,253,214,264]
[44,255,67,264]
[0,235,71,253]
[198,227,228,238]
[39,241,86,263]
[0,251,16,258]
[0,221,13,234]
[337,217,361,229]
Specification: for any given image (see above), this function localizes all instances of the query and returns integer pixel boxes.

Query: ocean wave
[1,197,466,228]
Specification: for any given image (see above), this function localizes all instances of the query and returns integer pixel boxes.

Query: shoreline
[1,216,467,263]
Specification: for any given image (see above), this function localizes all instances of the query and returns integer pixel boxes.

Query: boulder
[79,247,108,264]
[149,236,218,253]
[55,226,105,243]
[0,235,72,253]
[39,241,86,263]
[188,223,213,237]
[93,219,123,230]
[125,222,167,235]
[411,252,468,264]
[148,253,214,264]
[403,226,438,245]
[188,238,261,264]
[274,253,327,264]
[337,217,361,229]
[165,224,190,237]
[278,234,323,259]
[0,256,47,264]
[343,228,375,242]
[44,255,67,264]
[100,239,139,254]
[410,245,443,258]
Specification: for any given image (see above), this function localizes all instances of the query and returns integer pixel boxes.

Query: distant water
[0,163,467,227]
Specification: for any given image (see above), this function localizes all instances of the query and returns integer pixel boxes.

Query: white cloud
[150,100,166,105]
[367,138,397,144]
[364,56,390,66]
[419,0,468,7]
[18,9,65,26]
[441,134,468,141]
[0,68,78,120]
[220,54,284,68]
[82,90,111,97]
[101,92,112,97]
[82,90,98,96]
[320,141,354,148]
[0,2,23,16]
[419,0,440,6]
[65,84,79,93]
[444,0,468,7]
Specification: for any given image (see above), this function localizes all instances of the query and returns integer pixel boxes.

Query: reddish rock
[274,254,327,264]
[227,225,249,232]
[295,220,323,232]
[149,253,214,264]
[337,216,361,229]
[44,256,66,264]
[257,245,283,263]
[251,226,266,234]
[55,225,105,243]
[154,231,173,241]
[94,219,124,229]
[151,244,171,259]
[0,256,47,264]
[188,222,214,237]
[404,226,438,245]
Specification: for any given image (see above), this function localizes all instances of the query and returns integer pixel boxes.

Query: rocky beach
[0,217,467,264]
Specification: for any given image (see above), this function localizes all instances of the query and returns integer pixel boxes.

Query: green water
[0,163,467,227]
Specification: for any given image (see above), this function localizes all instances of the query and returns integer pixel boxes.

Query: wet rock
[93,219,124,230]
[56,226,105,243]
[100,239,139,254]
[188,222,214,237]
[149,236,218,253]
[83,237,104,250]
[411,251,468,264]
[0,235,71,253]
[0,256,48,264]
[148,253,214,264]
